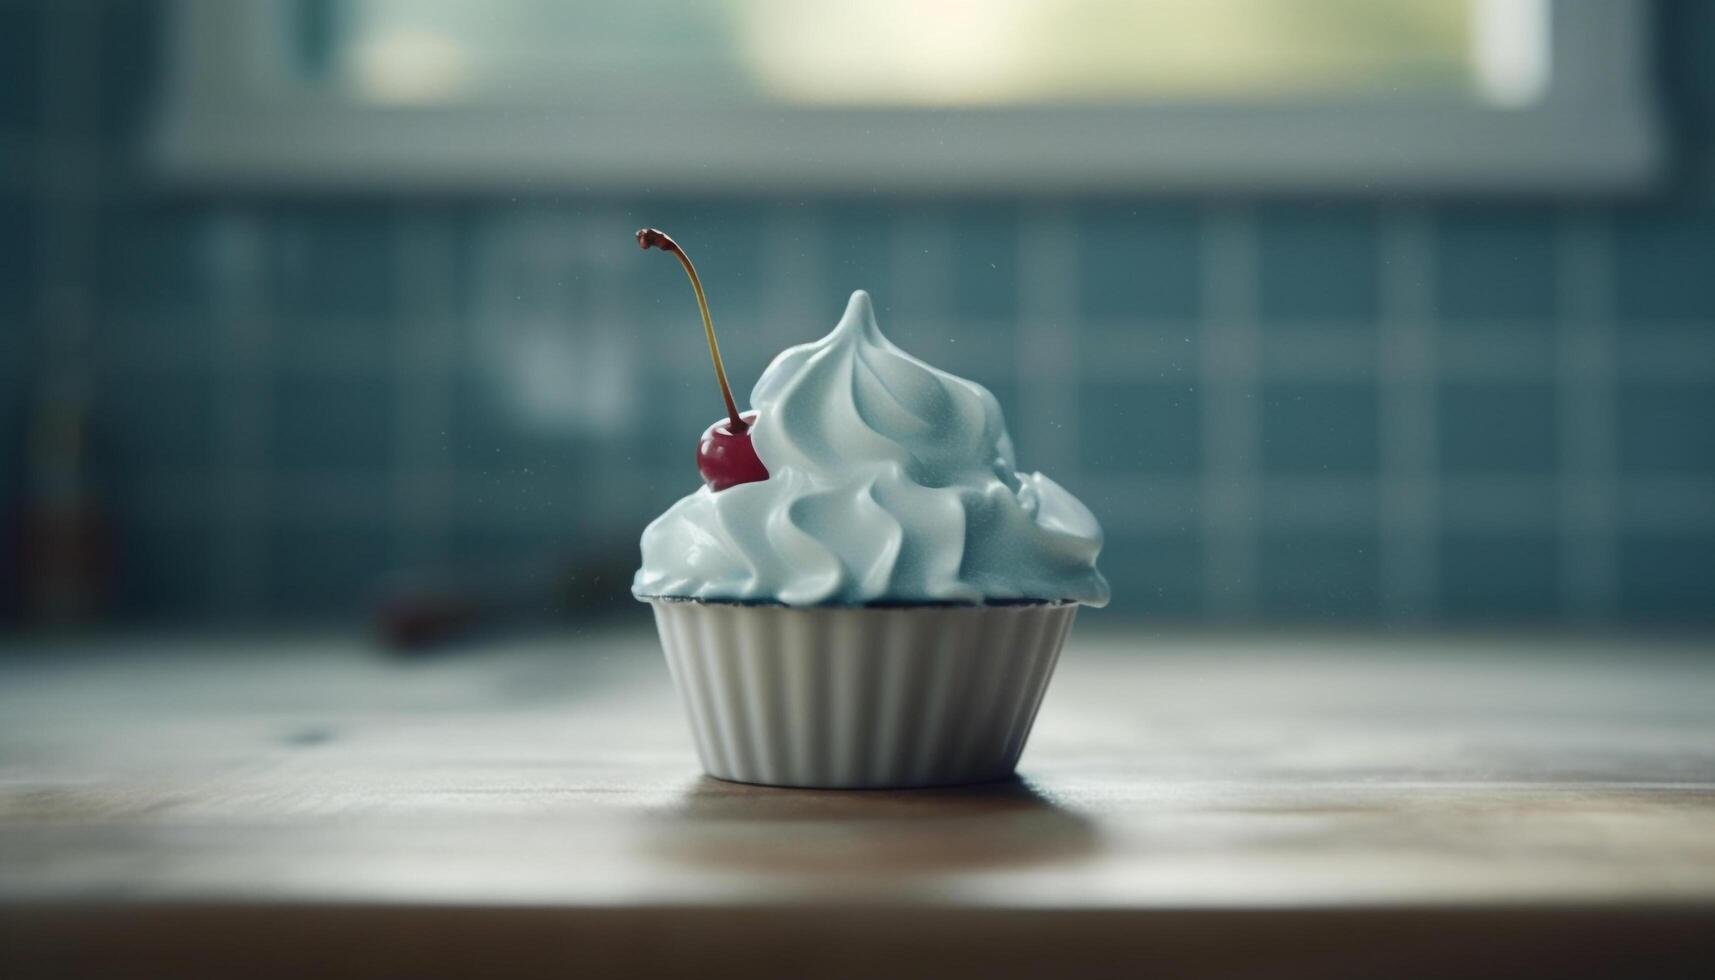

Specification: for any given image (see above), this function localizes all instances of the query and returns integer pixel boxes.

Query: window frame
[152,0,1664,194]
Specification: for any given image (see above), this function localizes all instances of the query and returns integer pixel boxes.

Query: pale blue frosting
[633,291,1109,607]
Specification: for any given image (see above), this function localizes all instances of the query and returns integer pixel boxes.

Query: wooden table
[3,627,1714,978]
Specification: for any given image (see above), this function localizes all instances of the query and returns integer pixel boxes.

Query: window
[155,0,1662,192]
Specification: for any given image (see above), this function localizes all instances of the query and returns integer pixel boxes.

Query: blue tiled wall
[3,0,1714,625]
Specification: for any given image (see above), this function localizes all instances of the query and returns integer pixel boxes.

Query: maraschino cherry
[637,228,769,492]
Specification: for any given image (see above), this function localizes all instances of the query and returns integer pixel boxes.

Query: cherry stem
[636,228,747,434]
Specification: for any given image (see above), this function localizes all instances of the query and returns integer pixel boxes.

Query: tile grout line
[763,202,827,349]
[1558,208,1617,622]
[130,466,1715,534]
[98,313,1715,387]
[1377,207,1438,622]
[392,211,456,569]
[584,205,654,530]
[892,205,952,333]
[211,211,272,617]
[1043,319,1715,384]
[33,1,103,620]
[35,0,98,372]
[1199,205,1258,621]
[1017,205,1080,479]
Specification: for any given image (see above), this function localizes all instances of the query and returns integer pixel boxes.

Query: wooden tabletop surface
[3,627,1714,978]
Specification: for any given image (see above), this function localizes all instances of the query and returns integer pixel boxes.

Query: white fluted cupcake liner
[646,598,1078,789]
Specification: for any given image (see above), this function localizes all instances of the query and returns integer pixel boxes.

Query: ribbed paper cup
[646,598,1078,789]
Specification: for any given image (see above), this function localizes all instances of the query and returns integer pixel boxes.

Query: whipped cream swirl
[633,291,1109,607]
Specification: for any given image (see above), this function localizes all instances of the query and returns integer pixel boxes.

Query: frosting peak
[633,291,1109,607]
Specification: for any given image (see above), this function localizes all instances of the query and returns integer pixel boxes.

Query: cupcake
[633,229,1108,788]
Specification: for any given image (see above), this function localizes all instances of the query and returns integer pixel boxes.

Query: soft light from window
[1472,0,1551,107]
[325,0,1554,109]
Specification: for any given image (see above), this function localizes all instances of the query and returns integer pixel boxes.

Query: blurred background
[1,0,1711,639]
